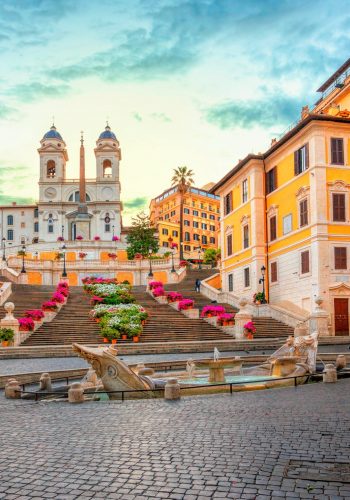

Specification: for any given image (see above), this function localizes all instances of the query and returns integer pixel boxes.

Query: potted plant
[166,291,183,303]
[243,321,256,340]
[253,292,265,305]
[178,299,194,311]
[218,313,235,326]
[0,327,14,347]
[94,236,101,241]
[79,252,87,259]
[112,236,119,242]
[42,301,58,311]
[18,317,35,332]
[76,235,83,241]
[57,236,64,242]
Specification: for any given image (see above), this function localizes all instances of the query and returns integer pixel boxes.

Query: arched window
[103,159,112,177]
[47,160,56,178]
[68,191,91,202]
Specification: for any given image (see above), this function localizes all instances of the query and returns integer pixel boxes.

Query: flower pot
[1,340,9,347]
[96,318,101,323]
[207,313,213,318]
[121,333,128,341]
[141,320,146,326]
[111,339,118,344]
[103,337,109,343]
[133,336,139,343]
[255,300,261,305]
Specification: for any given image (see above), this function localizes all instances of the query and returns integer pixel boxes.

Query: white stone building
[0,124,122,250]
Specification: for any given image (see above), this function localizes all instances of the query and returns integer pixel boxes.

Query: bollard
[39,373,52,392]
[164,378,181,400]
[323,364,337,383]
[68,382,85,403]
[5,379,21,399]
[336,355,347,371]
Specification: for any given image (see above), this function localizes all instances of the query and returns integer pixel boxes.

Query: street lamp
[61,244,67,278]
[148,248,153,277]
[20,244,26,274]
[170,246,176,273]
[2,238,6,262]
[112,225,115,240]
[197,247,203,270]
[61,225,64,240]
[259,265,267,303]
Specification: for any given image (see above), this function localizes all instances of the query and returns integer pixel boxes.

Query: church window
[34,222,39,232]
[105,224,110,232]
[7,215,13,225]
[68,191,91,202]
[47,160,56,178]
[48,224,54,233]
[7,229,13,240]
[103,159,112,177]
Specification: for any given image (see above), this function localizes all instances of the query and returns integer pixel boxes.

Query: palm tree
[171,166,194,260]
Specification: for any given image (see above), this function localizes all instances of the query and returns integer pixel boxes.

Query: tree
[126,211,159,259]
[203,248,220,267]
[171,166,194,260]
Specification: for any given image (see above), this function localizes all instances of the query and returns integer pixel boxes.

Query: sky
[0,0,350,222]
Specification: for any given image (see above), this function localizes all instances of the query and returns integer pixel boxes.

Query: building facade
[150,185,220,259]
[213,59,350,336]
[0,124,122,249]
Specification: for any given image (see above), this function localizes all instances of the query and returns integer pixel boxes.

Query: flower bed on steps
[84,276,147,343]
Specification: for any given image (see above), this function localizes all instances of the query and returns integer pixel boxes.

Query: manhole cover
[285,460,350,483]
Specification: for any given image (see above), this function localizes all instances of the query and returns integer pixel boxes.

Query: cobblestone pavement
[1,380,350,499]
[1,344,348,376]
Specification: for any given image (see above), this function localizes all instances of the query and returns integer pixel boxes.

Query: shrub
[52,292,65,303]
[0,328,14,341]
[42,301,58,311]
[201,305,226,317]
[178,299,194,310]
[148,281,163,290]
[152,286,165,297]
[18,317,35,331]
[25,309,45,321]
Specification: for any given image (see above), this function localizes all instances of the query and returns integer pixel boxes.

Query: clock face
[45,187,57,199]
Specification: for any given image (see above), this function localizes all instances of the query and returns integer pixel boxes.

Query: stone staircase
[0,279,56,321]
[164,269,294,339]
[22,288,102,346]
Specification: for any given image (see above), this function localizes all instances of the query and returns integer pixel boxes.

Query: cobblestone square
[0,380,350,499]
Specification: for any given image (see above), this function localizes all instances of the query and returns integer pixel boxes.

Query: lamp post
[170,246,176,273]
[20,244,26,274]
[62,244,67,278]
[2,238,6,262]
[198,247,202,270]
[148,248,153,277]
[112,225,115,239]
[259,265,267,303]
[61,225,64,240]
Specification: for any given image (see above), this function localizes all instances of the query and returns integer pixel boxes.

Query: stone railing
[0,282,12,305]
[200,274,309,328]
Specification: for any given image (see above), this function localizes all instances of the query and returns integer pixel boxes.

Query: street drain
[284,460,350,483]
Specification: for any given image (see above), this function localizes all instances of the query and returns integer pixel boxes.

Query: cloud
[123,197,148,210]
[7,82,71,103]
[151,112,171,123]
[132,112,143,122]
[205,94,304,130]
[0,163,36,204]
[0,102,16,119]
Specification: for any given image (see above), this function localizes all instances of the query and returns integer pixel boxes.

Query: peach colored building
[150,185,220,260]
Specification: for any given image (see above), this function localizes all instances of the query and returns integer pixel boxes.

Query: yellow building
[212,58,350,336]
[150,185,220,260]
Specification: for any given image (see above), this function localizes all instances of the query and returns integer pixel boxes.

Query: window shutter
[335,247,347,270]
[301,251,310,274]
[305,143,309,169]
[271,262,277,282]
[294,151,298,175]
[270,216,277,241]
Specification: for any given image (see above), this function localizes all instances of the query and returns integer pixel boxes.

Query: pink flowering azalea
[58,281,69,288]
[166,291,183,302]
[76,235,83,240]
[178,299,194,310]
[94,236,101,241]
[201,305,226,317]
[18,317,35,331]
[42,301,58,311]
[57,286,69,297]
[57,236,64,242]
[244,321,256,333]
[90,295,104,305]
[25,309,45,321]
[112,236,119,241]
[52,292,65,303]
[152,286,165,297]
[218,313,234,321]
[149,281,163,290]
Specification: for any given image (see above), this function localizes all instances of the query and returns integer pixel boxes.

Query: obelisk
[74,131,91,239]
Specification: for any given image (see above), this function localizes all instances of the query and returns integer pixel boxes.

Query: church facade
[0,124,122,249]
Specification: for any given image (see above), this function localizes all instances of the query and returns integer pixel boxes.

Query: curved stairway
[164,269,294,339]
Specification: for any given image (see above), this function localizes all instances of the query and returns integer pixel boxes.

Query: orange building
[150,185,220,260]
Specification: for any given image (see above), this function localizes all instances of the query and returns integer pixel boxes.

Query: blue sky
[0,0,349,221]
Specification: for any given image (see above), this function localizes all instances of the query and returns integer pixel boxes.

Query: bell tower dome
[94,123,121,182]
[38,124,68,182]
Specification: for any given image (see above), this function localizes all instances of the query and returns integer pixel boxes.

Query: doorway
[334,298,349,336]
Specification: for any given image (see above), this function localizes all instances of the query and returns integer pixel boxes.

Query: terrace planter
[204,316,219,327]
[155,296,167,305]
[1,341,9,347]
[121,333,128,341]
[43,311,57,322]
[103,337,109,343]
[181,308,199,319]
[133,335,140,343]
[169,301,180,310]
[33,320,43,331]
[220,325,235,336]
[111,339,118,344]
